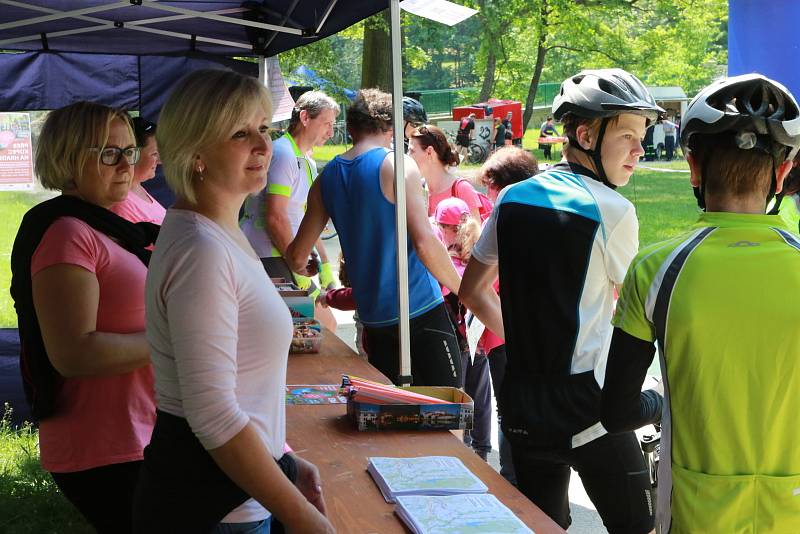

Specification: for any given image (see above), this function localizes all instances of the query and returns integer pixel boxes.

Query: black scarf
[10,195,159,422]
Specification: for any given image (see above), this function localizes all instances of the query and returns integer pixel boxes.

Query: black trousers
[51,460,142,534]
[363,303,462,387]
[511,431,654,533]
[133,411,296,534]
[461,350,492,456]
[665,135,675,160]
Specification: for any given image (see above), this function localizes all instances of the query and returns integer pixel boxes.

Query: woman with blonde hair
[133,69,332,533]
[10,101,157,533]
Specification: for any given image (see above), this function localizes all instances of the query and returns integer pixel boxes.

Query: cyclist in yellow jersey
[601,73,800,533]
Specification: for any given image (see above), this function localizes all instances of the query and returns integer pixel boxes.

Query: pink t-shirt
[479,278,504,353]
[111,187,167,225]
[428,178,481,217]
[30,217,155,473]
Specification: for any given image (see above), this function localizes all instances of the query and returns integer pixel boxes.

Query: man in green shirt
[601,73,800,533]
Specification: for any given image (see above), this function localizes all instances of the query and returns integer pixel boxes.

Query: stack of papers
[395,494,534,534]
[367,456,487,503]
[342,375,451,405]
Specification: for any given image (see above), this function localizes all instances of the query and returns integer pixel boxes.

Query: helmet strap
[694,155,711,211]
[765,164,779,213]
[566,118,615,189]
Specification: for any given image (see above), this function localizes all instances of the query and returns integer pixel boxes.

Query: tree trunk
[361,10,392,91]
[478,47,497,102]
[522,0,550,135]
[477,0,498,102]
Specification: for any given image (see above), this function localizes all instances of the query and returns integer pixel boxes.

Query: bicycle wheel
[467,143,488,164]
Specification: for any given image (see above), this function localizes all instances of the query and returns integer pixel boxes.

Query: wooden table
[285,330,565,533]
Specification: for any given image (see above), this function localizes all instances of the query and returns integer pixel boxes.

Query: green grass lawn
[0,407,92,533]
[1,190,56,329]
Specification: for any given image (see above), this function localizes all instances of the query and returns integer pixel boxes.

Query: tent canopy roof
[0,0,380,57]
[647,86,689,102]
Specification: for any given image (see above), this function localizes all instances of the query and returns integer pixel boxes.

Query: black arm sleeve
[601,327,663,433]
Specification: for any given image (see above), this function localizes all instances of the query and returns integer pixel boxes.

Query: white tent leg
[389,0,412,386]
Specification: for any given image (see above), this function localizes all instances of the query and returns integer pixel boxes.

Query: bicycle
[640,375,662,532]
[466,142,488,164]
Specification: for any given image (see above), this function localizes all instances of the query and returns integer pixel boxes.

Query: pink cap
[434,197,469,225]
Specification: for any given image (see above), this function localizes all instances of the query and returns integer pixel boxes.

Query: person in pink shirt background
[111,117,167,225]
[407,124,482,221]
[23,102,155,532]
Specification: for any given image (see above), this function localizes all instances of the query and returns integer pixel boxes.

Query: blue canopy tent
[1,0,417,426]
[0,1,382,114]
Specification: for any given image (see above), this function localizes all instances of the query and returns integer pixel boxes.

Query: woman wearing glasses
[111,117,166,225]
[10,101,156,533]
[407,124,482,221]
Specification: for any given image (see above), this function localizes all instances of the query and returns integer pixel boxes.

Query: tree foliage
[275,0,728,117]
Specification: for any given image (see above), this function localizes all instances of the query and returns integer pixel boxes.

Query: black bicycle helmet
[680,73,800,210]
[552,68,663,188]
[403,97,428,126]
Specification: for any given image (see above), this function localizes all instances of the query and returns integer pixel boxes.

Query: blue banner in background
[729,0,800,98]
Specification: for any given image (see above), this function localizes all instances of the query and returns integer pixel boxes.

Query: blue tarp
[290,65,357,100]
[0,51,257,119]
[728,0,800,99]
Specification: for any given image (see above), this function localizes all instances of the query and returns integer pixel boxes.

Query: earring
[197,163,205,182]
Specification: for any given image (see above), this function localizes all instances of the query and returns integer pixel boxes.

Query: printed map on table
[368,456,487,502]
[396,494,533,534]
[285,385,347,405]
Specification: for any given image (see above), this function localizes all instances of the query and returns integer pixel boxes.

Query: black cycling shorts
[363,303,462,387]
[511,431,654,534]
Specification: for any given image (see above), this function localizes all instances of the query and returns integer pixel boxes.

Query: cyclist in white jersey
[461,68,664,533]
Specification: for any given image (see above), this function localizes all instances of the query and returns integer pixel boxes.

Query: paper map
[368,456,487,502]
[396,494,533,534]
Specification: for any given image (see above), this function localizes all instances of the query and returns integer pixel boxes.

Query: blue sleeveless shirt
[320,147,443,326]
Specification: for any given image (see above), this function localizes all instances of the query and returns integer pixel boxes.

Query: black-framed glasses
[89,146,141,166]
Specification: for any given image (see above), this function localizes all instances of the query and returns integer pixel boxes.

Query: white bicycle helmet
[552,68,662,188]
[552,68,663,122]
[680,73,800,211]
[680,73,800,161]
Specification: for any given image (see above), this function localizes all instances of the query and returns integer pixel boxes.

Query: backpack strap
[451,178,466,198]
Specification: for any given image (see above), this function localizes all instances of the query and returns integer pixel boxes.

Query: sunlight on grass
[0,405,92,533]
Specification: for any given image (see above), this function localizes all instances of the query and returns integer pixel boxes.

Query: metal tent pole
[389,0,412,386]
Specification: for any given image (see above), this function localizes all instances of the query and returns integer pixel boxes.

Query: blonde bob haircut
[157,68,273,204]
[35,101,133,192]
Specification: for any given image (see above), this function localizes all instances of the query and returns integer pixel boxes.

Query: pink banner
[0,112,34,190]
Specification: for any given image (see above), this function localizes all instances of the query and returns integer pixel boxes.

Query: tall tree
[361,10,392,90]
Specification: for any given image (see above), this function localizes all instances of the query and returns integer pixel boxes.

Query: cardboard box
[274,282,314,318]
[347,387,473,432]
